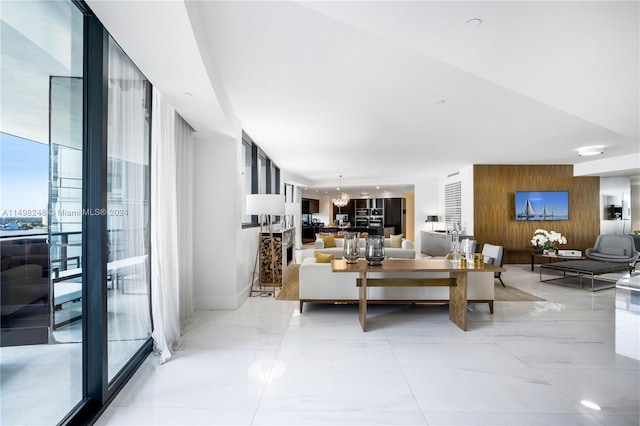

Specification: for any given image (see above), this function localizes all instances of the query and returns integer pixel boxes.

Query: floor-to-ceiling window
[0,1,85,423]
[105,36,152,381]
[242,131,281,227]
[1,2,152,424]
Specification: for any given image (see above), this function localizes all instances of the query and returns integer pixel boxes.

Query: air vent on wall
[445,181,462,226]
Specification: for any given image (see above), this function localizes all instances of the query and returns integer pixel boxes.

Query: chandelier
[332,175,350,207]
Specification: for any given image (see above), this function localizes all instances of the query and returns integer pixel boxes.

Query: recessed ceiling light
[465,18,482,28]
[578,147,604,156]
[581,400,601,410]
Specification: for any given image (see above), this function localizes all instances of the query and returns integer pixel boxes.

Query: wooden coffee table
[331,258,505,332]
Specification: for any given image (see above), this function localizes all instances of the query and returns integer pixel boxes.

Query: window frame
[241,131,280,228]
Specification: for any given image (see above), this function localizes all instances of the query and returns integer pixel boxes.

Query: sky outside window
[0,132,48,214]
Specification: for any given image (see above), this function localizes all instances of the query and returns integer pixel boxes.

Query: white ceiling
[1,1,83,144]
[86,1,640,187]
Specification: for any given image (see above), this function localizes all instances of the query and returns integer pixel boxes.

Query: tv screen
[515,191,569,221]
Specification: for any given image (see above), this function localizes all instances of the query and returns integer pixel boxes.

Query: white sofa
[299,257,494,313]
[314,237,415,259]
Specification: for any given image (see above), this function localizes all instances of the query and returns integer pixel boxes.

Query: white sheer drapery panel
[107,41,149,263]
[150,87,181,364]
[175,113,194,330]
[106,38,153,380]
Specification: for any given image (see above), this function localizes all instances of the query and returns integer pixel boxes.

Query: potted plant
[531,229,567,255]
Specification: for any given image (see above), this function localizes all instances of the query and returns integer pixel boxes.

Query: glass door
[0,1,84,423]
[106,36,152,381]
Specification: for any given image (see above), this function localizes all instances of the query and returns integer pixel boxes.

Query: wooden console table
[331,258,505,332]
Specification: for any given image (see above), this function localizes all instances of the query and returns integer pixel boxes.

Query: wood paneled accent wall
[473,165,600,264]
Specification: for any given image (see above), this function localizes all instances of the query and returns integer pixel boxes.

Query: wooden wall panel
[473,165,600,264]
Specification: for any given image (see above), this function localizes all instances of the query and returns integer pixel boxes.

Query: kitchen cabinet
[383,198,405,236]
[302,223,323,243]
[354,199,369,209]
[302,198,319,214]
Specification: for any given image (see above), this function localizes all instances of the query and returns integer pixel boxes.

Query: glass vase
[342,232,360,264]
[450,230,461,266]
[365,235,385,266]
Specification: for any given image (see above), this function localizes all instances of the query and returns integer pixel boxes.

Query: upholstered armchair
[481,243,506,287]
[586,235,639,266]
[629,233,640,258]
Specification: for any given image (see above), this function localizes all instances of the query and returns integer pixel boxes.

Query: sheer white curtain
[106,38,152,379]
[175,113,194,329]
[150,87,193,363]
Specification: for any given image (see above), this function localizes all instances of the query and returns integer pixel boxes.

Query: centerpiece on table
[531,229,567,255]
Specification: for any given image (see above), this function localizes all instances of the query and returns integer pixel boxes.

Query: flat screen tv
[515,191,569,221]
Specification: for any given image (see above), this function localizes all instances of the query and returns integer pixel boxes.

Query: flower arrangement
[531,229,567,252]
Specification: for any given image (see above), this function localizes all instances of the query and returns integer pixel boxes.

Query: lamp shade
[426,215,439,222]
[285,202,301,216]
[246,194,285,216]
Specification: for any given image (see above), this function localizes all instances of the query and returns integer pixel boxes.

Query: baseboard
[193,294,245,310]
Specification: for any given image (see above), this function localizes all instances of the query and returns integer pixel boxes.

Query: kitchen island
[302,222,323,243]
[321,226,395,236]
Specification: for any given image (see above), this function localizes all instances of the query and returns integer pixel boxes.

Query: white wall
[600,176,632,235]
[632,181,640,232]
[193,134,249,309]
[192,134,313,310]
[316,192,333,225]
[413,177,440,255]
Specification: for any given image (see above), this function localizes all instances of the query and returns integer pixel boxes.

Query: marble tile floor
[0,281,151,425]
[97,263,640,426]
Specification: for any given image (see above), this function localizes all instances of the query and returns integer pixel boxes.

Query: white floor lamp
[246,194,286,296]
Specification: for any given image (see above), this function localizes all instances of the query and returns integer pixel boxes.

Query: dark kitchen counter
[321,226,386,236]
[302,223,324,243]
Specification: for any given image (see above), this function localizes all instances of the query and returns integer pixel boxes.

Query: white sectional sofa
[298,257,494,313]
[314,237,415,259]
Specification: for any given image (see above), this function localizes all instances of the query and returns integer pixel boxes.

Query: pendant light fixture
[332,175,350,207]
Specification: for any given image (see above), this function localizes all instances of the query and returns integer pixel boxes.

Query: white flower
[531,229,567,248]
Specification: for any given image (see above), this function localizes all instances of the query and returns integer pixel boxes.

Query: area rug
[276,264,545,302]
[494,283,545,301]
[276,264,299,301]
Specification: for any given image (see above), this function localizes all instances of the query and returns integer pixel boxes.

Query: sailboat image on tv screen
[518,198,535,220]
[515,191,569,221]
[542,205,555,219]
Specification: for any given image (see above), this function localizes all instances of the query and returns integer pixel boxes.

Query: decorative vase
[343,232,360,264]
[365,235,385,266]
[450,230,461,266]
